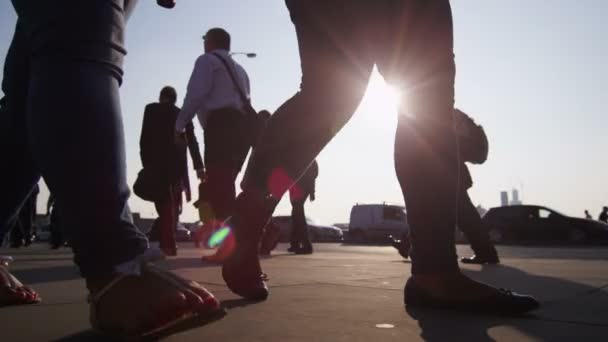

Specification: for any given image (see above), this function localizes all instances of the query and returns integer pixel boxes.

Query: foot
[389,236,409,259]
[404,273,538,315]
[88,264,221,338]
[222,250,269,301]
[0,257,41,307]
[294,245,313,255]
[461,254,500,265]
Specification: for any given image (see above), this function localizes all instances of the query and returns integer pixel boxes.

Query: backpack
[454,109,489,164]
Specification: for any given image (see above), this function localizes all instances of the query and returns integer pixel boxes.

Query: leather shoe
[461,254,499,265]
[294,245,313,255]
[222,253,269,301]
[403,277,539,315]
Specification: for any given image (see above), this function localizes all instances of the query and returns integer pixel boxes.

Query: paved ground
[2,243,608,341]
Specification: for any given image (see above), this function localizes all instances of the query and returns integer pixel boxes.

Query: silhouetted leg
[383,0,459,275]
[223,0,374,299]
[457,190,498,259]
[203,109,245,221]
[0,22,41,243]
[238,0,373,250]
[205,165,237,221]
[10,1,148,279]
[382,1,537,313]
[19,194,36,245]
[291,198,311,249]
[154,186,177,256]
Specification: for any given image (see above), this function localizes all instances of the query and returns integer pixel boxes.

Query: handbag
[133,168,162,202]
[454,109,489,165]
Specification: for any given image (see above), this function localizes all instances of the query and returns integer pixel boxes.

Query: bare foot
[0,257,41,307]
[88,264,221,338]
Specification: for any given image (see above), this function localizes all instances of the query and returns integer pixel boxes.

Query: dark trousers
[290,195,311,248]
[241,0,458,274]
[150,185,180,253]
[398,187,497,259]
[49,207,65,248]
[10,191,37,245]
[204,108,250,221]
[0,1,147,279]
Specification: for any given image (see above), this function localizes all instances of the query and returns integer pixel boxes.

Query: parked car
[482,205,608,244]
[348,204,409,243]
[273,216,344,242]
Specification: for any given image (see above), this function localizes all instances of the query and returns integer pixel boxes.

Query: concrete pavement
[1,243,608,341]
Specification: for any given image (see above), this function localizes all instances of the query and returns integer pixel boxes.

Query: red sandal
[0,256,41,307]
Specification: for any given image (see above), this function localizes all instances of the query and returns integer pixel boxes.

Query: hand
[157,0,176,9]
[174,131,187,146]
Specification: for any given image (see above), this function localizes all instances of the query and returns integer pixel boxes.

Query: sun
[356,71,403,123]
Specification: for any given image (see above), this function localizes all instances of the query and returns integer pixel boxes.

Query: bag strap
[212,52,250,108]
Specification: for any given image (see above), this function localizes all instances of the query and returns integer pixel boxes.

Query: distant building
[510,189,522,205]
[500,191,509,207]
[476,205,488,217]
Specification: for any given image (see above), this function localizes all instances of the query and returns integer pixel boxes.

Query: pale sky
[1,1,607,224]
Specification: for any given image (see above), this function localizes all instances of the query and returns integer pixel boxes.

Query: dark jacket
[139,102,203,200]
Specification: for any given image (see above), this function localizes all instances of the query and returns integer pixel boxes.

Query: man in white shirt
[175,28,252,222]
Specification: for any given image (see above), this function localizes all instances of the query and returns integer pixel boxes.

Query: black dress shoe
[222,254,269,301]
[287,245,298,253]
[294,245,313,255]
[461,254,500,265]
[403,277,539,315]
[389,236,410,259]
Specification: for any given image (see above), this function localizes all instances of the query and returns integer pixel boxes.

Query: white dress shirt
[175,49,250,132]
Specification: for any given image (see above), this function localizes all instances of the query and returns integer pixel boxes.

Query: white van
[348,204,409,243]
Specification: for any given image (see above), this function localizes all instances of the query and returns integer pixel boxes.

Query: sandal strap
[0,256,14,267]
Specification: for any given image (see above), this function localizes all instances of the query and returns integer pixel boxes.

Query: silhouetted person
[288,160,318,254]
[599,207,608,224]
[215,0,538,314]
[0,2,220,334]
[139,86,203,256]
[175,27,252,224]
[585,210,592,220]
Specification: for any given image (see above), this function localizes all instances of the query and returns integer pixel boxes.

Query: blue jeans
[0,0,147,279]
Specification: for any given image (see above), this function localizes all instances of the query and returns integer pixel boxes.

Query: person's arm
[185,121,205,178]
[309,161,318,201]
[139,104,154,168]
[175,55,213,133]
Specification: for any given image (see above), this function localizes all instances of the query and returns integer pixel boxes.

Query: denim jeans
[0,0,147,279]
[242,0,459,274]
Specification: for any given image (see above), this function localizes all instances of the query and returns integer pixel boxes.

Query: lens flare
[208,226,231,248]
